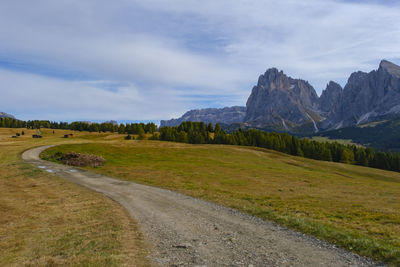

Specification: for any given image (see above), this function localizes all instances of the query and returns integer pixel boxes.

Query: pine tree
[137,127,146,140]
[340,148,354,164]
[118,124,126,134]
[177,131,188,143]
[291,136,303,156]
[355,148,368,166]
[207,123,214,132]
[214,123,222,133]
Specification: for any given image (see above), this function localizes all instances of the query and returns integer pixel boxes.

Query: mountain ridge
[323,59,400,129]
[0,112,15,119]
[161,60,400,133]
[160,106,246,127]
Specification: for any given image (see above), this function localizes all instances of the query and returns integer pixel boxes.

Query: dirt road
[22,145,377,266]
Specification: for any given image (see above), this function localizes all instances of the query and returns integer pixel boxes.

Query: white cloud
[0,0,400,120]
[0,69,190,121]
[133,0,400,88]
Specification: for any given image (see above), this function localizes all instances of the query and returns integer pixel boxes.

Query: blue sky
[0,0,399,122]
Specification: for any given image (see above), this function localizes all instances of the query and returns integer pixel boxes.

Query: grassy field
[310,136,360,146]
[0,128,149,266]
[42,140,400,265]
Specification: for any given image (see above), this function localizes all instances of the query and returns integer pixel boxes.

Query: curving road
[22,145,377,267]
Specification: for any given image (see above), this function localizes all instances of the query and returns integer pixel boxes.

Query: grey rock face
[245,60,400,131]
[244,68,320,129]
[0,112,15,119]
[380,59,400,77]
[160,106,246,127]
[318,82,343,129]
[319,81,343,114]
[326,60,400,129]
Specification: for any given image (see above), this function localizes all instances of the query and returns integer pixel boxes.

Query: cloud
[133,0,400,87]
[0,0,399,120]
[0,68,191,121]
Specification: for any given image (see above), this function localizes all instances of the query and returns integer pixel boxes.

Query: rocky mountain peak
[379,59,400,77]
[326,81,342,91]
[245,68,320,128]
[319,81,343,114]
[324,59,400,128]
[347,71,368,85]
[256,68,288,91]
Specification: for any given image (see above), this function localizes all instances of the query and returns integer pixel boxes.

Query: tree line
[155,121,400,173]
[0,117,157,135]
[3,116,399,173]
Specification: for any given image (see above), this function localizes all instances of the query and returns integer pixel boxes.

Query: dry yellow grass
[0,128,149,266]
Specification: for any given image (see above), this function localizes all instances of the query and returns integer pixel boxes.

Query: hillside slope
[42,141,400,265]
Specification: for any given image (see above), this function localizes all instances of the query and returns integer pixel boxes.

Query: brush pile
[60,152,105,167]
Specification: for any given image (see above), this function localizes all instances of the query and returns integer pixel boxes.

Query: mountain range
[161,60,400,134]
[0,112,15,119]
[161,106,246,127]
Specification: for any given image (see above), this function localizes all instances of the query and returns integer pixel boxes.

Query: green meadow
[42,139,400,265]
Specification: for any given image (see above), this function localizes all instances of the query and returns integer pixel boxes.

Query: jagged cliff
[244,68,320,131]
[322,60,400,129]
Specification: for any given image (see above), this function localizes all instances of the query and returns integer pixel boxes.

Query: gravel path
[23,145,379,267]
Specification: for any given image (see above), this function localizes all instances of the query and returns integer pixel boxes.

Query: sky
[0,0,400,122]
